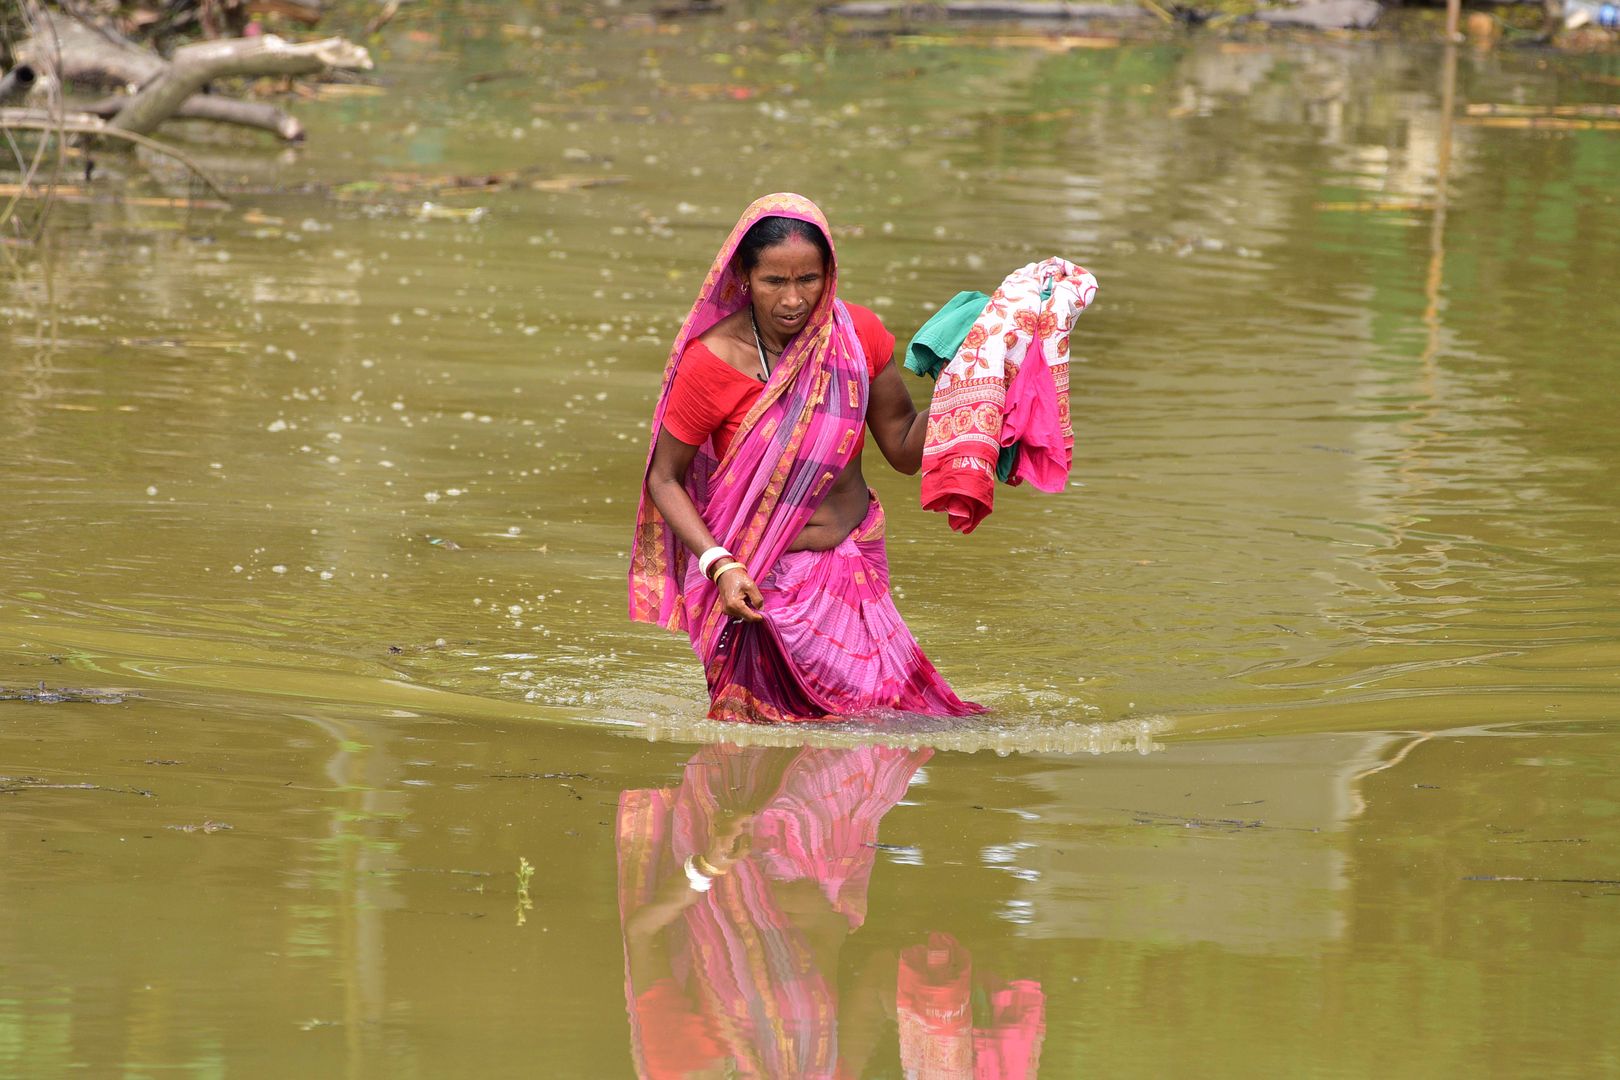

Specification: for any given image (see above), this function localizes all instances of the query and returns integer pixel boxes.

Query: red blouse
[661,303,895,459]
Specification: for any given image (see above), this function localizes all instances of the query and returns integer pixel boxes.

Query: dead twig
[0,0,64,244]
[1115,807,1323,834]
[0,109,229,198]
[364,0,404,37]
[0,777,155,797]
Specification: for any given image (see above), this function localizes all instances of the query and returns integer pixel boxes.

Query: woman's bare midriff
[691,312,874,554]
[787,459,869,552]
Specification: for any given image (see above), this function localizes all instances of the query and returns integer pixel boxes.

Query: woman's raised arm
[865,359,928,476]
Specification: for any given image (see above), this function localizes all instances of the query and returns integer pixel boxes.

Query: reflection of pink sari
[616,743,932,1079]
[629,193,980,724]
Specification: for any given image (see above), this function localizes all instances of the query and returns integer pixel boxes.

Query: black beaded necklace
[749,308,784,382]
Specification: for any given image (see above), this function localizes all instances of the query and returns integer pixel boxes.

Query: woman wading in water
[629,193,981,723]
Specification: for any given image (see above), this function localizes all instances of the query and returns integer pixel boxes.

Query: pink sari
[629,194,980,724]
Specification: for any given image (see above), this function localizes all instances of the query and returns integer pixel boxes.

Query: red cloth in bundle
[921,455,997,535]
[919,338,1071,534]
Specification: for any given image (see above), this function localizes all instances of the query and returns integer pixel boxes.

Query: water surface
[3,10,1618,1077]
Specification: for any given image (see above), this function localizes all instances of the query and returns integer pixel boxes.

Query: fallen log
[149,92,305,141]
[82,91,306,141]
[17,12,164,90]
[1251,0,1381,28]
[107,34,371,137]
[16,11,363,143]
[0,65,38,105]
[824,1,1152,18]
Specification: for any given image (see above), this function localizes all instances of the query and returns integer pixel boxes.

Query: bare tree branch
[81,91,305,141]
[108,33,371,137]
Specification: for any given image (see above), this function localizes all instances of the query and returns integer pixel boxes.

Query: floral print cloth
[919,257,1099,534]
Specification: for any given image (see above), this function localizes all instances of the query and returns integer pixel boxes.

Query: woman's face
[747,235,827,339]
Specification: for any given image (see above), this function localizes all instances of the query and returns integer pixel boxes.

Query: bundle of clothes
[907,257,1099,534]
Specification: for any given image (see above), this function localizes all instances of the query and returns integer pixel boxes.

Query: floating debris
[165,821,234,833]
[1459,115,1620,132]
[530,175,629,192]
[368,867,493,877]
[387,639,455,654]
[1465,875,1620,885]
[828,2,1150,22]
[0,776,154,797]
[0,185,229,210]
[308,83,385,100]
[330,170,627,201]
[1465,102,1620,120]
[412,201,487,223]
[0,682,132,704]
[1119,808,1272,832]
[1315,199,1436,213]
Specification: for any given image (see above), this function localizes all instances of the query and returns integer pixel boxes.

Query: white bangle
[683,855,714,893]
[697,546,731,578]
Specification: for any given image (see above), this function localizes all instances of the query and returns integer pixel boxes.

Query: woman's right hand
[716,565,765,622]
[703,812,755,874]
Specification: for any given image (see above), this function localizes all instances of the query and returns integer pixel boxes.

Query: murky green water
[4,7,1619,1076]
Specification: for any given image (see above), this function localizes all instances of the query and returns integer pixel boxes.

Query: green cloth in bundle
[903,291,990,379]
[907,284,1054,484]
[907,289,1023,479]
[996,442,1019,484]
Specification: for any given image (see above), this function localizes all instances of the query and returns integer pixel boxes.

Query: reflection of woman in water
[628,193,981,724]
[615,744,1045,1079]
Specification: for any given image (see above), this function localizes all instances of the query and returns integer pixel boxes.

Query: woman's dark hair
[736,216,832,274]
